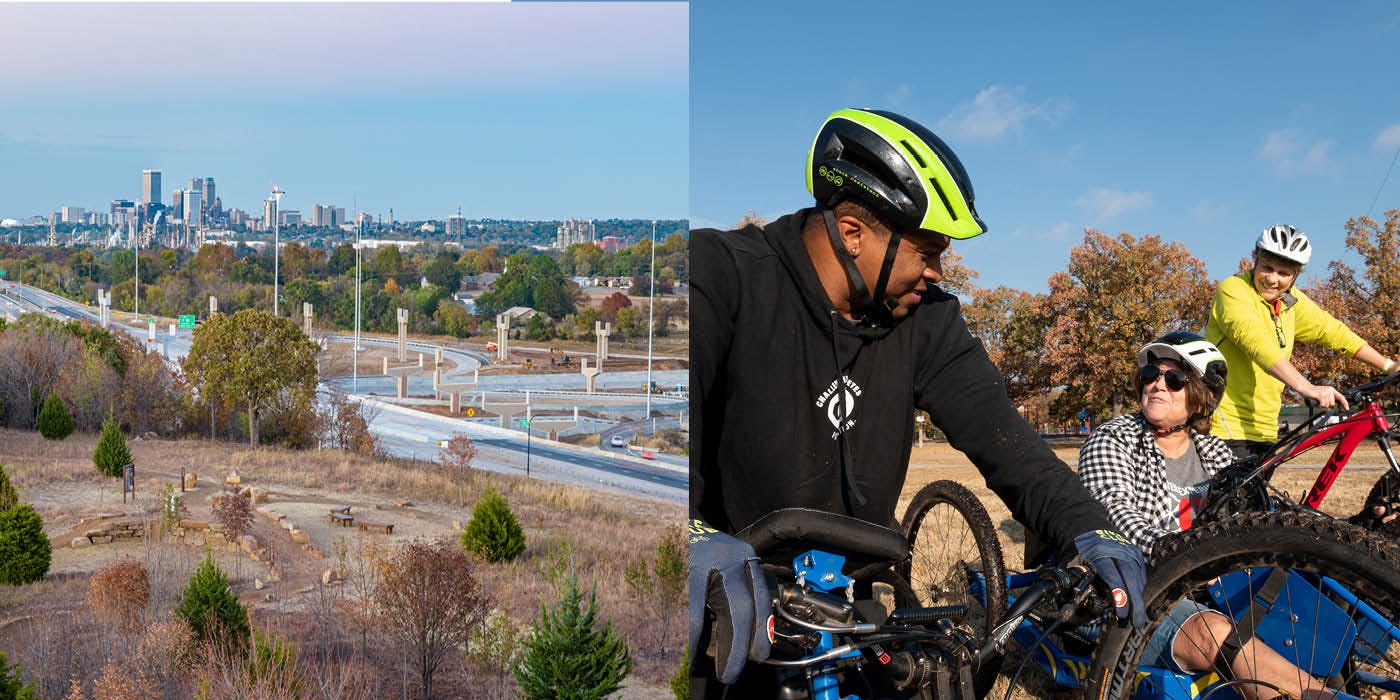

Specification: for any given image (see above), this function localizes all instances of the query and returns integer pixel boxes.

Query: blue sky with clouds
[691,1,1400,293]
[0,2,687,223]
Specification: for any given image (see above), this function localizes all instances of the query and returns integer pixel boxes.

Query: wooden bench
[328,505,351,515]
[357,521,393,535]
[329,512,355,527]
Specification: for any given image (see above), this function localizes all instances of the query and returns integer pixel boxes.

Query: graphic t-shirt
[1161,445,1211,532]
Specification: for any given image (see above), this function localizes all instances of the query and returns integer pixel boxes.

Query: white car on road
[609,435,627,448]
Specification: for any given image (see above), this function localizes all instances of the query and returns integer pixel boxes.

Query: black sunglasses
[1139,365,1189,392]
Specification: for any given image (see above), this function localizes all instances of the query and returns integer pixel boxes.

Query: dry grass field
[0,428,684,698]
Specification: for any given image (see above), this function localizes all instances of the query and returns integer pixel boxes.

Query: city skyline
[0,3,688,222]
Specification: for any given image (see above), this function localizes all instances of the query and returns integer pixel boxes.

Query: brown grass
[0,427,684,695]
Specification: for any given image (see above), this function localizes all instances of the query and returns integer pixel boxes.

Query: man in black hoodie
[689,108,1147,694]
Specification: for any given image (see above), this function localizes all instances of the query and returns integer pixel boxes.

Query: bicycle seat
[735,508,908,579]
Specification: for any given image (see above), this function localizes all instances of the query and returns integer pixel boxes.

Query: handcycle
[903,481,1400,700]
[731,506,1107,699]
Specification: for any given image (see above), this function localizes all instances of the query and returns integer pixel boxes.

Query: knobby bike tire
[1086,512,1400,700]
[901,480,1008,699]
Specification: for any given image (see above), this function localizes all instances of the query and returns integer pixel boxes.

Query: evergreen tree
[92,416,132,478]
[175,551,249,651]
[513,576,632,700]
[36,393,74,440]
[0,504,51,585]
[0,465,18,512]
[0,650,37,700]
[670,646,689,700]
[461,489,526,563]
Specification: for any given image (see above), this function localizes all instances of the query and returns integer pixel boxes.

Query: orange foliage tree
[1039,230,1214,421]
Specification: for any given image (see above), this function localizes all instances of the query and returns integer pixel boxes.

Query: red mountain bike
[1199,370,1400,527]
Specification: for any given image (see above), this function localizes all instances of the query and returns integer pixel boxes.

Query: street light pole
[271,185,285,316]
[524,419,531,478]
[354,217,362,392]
[646,219,656,423]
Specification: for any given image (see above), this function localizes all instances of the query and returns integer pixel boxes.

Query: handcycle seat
[735,508,908,579]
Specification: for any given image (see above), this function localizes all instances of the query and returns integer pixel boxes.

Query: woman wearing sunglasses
[1078,331,1234,556]
[1077,332,1339,699]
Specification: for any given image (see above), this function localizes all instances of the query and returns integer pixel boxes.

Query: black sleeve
[913,293,1114,557]
[689,229,739,522]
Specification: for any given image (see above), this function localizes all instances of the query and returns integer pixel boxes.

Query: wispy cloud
[1076,189,1152,223]
[886,84,913,109]
[1375,124,1400,151]
[936,85,1071,143]
[1258,129,1335,174]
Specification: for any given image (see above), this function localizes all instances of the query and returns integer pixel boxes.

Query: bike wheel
[1088,513,1400,700]
[900,480,1008,638]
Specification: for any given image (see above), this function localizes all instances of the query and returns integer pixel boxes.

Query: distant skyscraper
[446,206,467,238]
[186,190,203,226]
[264,198,278,230]
[60,206,85,224]
[334,207,345,228]
[142,169,161,205]
[202,178,216,217]
[312,204,327,227]
[171,190,185,222]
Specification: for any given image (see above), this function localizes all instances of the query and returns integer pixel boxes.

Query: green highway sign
[147,317,156,323]
[0,269,6,276]
[178,315,196,329]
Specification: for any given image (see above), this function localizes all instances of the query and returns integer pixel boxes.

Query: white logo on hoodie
[816,375,862,439]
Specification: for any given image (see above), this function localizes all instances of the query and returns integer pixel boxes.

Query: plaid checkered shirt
[1078,412,1236,556]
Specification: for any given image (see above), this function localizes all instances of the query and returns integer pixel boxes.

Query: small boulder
[183,472,198,489]
[71,537,90,548]
[451,520,463,531]
[254,578,265,590]
[225,470,241,486]
[321,568,334,585]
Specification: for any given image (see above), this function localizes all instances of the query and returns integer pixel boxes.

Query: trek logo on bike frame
[816,375,863,439]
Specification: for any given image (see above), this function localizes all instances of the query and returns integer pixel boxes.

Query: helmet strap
[823,208,874,312]
[821,208,901,324]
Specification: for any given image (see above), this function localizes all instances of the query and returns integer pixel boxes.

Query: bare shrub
[0,315,79,428]
[377,539,490,700]
[321,392,379,455]
[438,433,478,473]
[86,558,150,634]
[90,661,159,700]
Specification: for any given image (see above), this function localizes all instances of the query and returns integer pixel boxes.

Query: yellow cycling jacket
[1205,271,1364,442]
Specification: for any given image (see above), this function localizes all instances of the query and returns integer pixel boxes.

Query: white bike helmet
[1138,331,1228,406]
[1255,224,1312,266]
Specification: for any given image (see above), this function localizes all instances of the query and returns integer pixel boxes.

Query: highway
[3,281,687,504]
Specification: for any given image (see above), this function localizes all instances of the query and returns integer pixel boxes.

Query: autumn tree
[183,309,319,446]
[935,249,980,299]
[962,285,1053,405]
[376,540,490,700]
[1040,230,1213,420]
[599,292,632,323]
[191,243,235,276]
[1295,209,1400,385]
[212,485,253,546]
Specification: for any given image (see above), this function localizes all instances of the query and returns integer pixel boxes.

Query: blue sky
[0,2,687,223]
[691,1,1400,293]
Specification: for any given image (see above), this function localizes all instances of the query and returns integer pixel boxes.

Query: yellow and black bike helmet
[807,108,987,241]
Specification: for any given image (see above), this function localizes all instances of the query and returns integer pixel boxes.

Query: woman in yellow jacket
[1204,224,1396,460]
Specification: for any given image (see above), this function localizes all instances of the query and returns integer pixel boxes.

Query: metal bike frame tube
[1287,401,1389,509]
